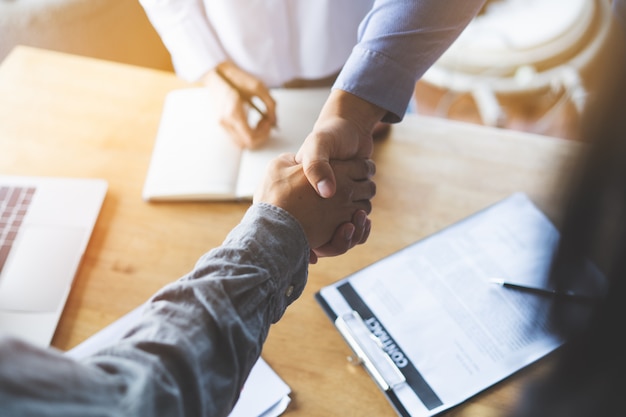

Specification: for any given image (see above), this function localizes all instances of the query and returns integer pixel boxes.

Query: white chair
[420,0,616,127]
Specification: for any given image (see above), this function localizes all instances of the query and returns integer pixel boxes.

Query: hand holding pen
[201,61,277,149]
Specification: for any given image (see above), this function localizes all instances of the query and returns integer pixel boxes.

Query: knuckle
[250,79,264,91]
[363,200,372,214]
[367,159,376,176]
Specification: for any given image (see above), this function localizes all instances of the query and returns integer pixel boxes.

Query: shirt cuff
[221,202,310,321]
[332,45,416,123]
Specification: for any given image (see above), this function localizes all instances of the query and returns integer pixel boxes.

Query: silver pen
[490,278,597,303]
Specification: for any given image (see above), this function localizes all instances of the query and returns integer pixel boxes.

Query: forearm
[0,203,309,417]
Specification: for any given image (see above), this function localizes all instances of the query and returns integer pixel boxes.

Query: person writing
[138,0,485,144]
[0,154,376,416]
[139,0,478,149]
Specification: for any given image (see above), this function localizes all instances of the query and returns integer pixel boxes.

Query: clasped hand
[254,153,376,263]
[204,64,383,261]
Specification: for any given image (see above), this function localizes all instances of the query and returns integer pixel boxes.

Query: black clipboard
[315,193,602,417]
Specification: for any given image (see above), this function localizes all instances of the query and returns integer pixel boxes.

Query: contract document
[317,193,596,416]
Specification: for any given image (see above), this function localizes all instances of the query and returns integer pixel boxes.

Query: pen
[489,278,597,303]
[214,67,267,120]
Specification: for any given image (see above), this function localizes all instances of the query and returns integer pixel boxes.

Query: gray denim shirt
[0,203,309,417]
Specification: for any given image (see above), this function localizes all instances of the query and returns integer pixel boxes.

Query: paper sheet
[142,88,241,200]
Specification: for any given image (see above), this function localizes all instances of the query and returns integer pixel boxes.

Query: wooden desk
[0,46,583,416]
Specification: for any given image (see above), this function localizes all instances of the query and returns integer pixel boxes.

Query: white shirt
[139,0,374,86]
[140,0,485,122]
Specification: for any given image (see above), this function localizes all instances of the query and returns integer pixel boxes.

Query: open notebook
[142,87,330,201]
[0,175,107,347]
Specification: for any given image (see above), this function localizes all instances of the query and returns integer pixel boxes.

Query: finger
[262,152,296,177]
[349,210,371,245]
[296,134,337,198]
[360,158,376,179]
[238,76,277,128]
[313,222,357,258]
[301,157,336,199]
[331,158,376,181]
[331,160,376,204]
[348,178,376,205]
[273,152,297,167]
[247,117,273,149]
[220,118,249,148]
[353,197,373,215]
[310,201,373,259]
[253,91,277,128]
[221,104,270,149]
[296,151,337,198]
[359,218,372,244]
[217,91,254,147]
[311,209,372,259]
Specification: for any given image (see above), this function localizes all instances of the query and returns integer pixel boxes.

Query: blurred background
[1,0,621,140]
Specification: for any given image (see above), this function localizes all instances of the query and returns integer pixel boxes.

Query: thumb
[299,155,336,198]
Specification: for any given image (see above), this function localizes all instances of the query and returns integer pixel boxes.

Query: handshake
[254,153,376,264]
[208,63,385,263]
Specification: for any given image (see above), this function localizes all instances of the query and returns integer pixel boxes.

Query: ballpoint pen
[489,278,598,303]
[214,66,267,120]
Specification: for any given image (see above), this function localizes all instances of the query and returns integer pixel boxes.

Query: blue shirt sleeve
[333,0,486,123]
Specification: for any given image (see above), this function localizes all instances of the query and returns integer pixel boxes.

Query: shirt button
[285,285,294,297]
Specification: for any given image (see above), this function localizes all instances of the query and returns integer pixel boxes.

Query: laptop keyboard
[0,186,35,273]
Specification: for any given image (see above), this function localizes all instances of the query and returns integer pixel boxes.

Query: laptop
[0,175,107,347]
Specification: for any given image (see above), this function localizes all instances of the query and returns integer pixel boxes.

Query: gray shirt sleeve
[0,202,310,417]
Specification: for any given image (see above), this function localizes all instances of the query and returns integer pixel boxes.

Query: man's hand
[254,153,375,261]
[296,89,385,198]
